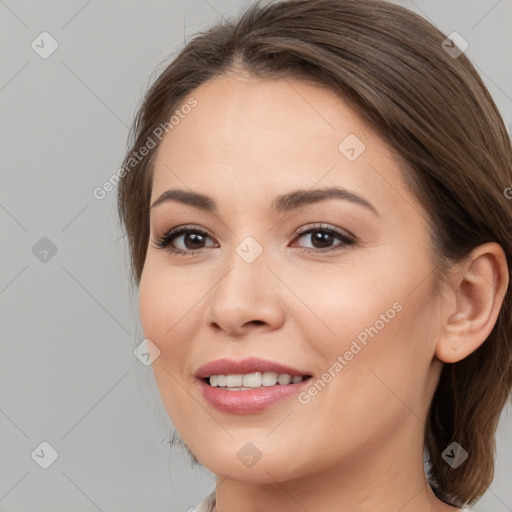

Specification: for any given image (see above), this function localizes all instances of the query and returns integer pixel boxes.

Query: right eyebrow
[150,186,380,217]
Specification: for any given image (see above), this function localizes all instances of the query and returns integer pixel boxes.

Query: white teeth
[208,372,306,388]
[277,373,292,385]
[262,372,278,386]
[226,374,243,387]
[243,372,263,388]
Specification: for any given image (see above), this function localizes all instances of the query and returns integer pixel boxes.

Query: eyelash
[152,223,355,256]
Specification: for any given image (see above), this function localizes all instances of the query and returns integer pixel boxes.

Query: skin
[138,70,509,512]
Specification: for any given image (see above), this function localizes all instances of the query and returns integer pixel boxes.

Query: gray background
[1,0,511,511]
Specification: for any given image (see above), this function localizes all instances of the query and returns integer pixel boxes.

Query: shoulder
[189,490,216,512]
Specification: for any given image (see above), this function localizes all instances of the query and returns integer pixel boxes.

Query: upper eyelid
[158,223,351,238]
[156,224,355,248]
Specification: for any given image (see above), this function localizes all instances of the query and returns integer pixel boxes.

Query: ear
[435,242,509,363]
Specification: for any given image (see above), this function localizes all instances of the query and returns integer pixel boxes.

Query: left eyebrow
[150,186,380,217]
[272,186,380,216]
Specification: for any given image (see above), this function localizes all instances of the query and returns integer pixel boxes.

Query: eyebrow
[150,186,380,216]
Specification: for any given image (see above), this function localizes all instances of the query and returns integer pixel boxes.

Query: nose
[205,250,286,337]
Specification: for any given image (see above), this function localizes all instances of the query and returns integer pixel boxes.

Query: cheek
[138,264,201,417]
[138,263,206,408]
[288,260,401,350]
[322,274,438,418]
[139,262,201,347]
[301,254,437,395]
[289,289,436,465]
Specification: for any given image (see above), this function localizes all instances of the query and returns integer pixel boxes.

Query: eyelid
[153,222,356,255]
[152,224,215,252]
[293,222,355,241]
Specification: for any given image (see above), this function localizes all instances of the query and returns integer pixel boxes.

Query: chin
[191,439,311,483]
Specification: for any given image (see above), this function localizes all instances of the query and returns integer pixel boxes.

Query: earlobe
[435,242,509,364]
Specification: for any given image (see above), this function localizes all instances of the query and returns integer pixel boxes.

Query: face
[139,72,445,484]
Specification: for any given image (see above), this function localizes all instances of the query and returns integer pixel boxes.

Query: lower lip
[197,378,312,414]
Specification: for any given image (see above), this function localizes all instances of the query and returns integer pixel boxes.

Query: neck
[213,417,461,512]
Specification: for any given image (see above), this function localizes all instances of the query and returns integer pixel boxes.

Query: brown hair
[117,0,512,506]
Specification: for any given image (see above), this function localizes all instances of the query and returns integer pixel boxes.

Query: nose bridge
[212,233,269,308]
[206,233,285,334]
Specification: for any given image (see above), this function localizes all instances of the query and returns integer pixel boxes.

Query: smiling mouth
[204,372,313,390]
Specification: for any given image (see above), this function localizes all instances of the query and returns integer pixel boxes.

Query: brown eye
[293,224,355,253]
[153,227,217,255]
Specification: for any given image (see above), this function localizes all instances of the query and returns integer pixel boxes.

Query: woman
[117,0,512,510]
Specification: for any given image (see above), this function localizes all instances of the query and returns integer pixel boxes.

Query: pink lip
[194,357,313,415]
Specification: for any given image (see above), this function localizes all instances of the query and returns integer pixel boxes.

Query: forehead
[150,73,418,220]
[156,73,371,162]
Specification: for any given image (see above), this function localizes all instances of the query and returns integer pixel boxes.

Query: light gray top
[190,491,476,512]
[192,490,216,512]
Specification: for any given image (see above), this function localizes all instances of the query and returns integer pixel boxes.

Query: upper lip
[195,357,312,379]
